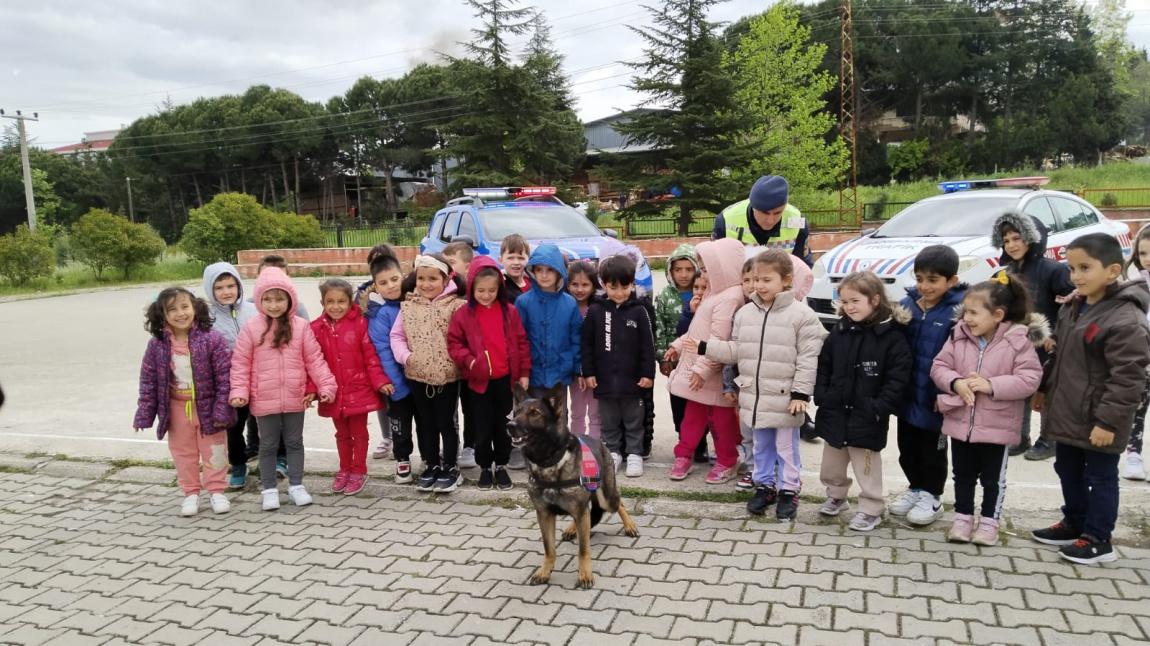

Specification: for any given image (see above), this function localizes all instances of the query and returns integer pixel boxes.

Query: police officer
[712,175,813,267]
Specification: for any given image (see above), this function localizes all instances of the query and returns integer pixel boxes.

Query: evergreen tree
[518,12,585,184]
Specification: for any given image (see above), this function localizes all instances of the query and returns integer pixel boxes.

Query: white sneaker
[819,497,850,516]
[907,494,944,526]
[1123,452,1146,481]
[611,452,623,472]
[849,512,882,532]
[180,494,199,517]
[288,485,313,507]
[261,489,280,511]
[458,447,478,469]
[890,489,922,517]
[626,454,643,477]
[209,493,230,514]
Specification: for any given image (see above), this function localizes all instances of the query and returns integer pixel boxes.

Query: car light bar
[938,176,1050,193]
[461,186,557,200]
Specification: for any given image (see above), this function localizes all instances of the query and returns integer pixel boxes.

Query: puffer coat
[134,326,236,439]
[309,303,389,418]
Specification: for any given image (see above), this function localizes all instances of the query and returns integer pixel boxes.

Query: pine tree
[518,12,585,184]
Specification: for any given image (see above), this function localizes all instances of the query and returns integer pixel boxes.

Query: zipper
[750,301,773,428]
[965,341,988,442]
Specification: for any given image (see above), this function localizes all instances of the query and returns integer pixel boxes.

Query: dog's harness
[529,436,602,493]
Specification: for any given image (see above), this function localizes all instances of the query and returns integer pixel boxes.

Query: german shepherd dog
[507,388,640,589]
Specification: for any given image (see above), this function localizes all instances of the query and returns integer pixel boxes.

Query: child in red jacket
[447,256,531,490]
[311,279,393,495]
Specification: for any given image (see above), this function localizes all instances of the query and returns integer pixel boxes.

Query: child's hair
[400,252,465,298]
[741,258,754,275]
[369,250,403,278]
[258,254,288,272]
[443,242,476,264]
[967,271,1032,324]
[599,254,637,286]
[144,287,212,339]
[1068,233,1125,270]
[1129,226,1150,272]
[913,245,959,278]
[258,289,294,349]
[752,249,794,285]
[567,259,602,291]
[838,271,894,323]
[469,266,508,306]
[366,243,397,268]
[500,234,530,257]
[319,278,354,302]
[213,272,238,288]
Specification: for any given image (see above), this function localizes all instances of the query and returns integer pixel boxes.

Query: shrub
[72,208,166,279]
[118,221,166,279]
[179,193,279,263]
[0,225,55,285]
[273,212,325,249]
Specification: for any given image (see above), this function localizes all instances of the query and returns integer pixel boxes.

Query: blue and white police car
[806,177,1132,327]
[420,186,654,293]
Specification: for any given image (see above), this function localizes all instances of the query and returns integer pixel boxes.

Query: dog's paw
[561,526,577,542]
[527,569,551,586]
[576,572,595,589]
[622,525,640,538]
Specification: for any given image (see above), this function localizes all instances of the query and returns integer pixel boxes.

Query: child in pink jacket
[931,273,1044,546]
[230,267,337,512]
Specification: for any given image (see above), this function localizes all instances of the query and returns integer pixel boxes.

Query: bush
[179,193,280,263]
[72,208,166,279]
[0,225,55,285]
[273,212,325,248]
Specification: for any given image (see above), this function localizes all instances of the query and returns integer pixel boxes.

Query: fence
[1077,188,1150,209]
[321,222,425,248]
[620,216,716,238]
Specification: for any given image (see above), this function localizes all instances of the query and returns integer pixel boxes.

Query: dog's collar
[530,451,578,489]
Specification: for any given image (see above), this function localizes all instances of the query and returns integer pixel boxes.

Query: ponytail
[969,271,1032,323]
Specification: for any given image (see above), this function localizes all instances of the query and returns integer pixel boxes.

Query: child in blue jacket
[515,243,583,428]
[365,251,415,484]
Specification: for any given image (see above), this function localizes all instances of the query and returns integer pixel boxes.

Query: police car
[806,177,1132,327]
[420,186,654,293]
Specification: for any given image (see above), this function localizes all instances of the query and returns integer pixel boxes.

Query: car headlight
[813,257,827,279]
[957,256,981,274]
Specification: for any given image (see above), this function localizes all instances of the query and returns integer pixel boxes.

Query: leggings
[468,378,513,468]
[225,405,251,467]
[257,412,305,490]
[951,439,1009,519]
[410,380,460,468]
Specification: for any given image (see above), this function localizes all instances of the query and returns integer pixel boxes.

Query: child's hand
[229,398,247,408]
[302,393,317,407]
[689,295,701,313]
[688,373,704,391]
[1090,426,1115,447]
[1032,392,1045,412]
[1043,337,1056,354]
[967,374,993,395]
[319,393,334,404]
[637,378,653,389]
[680,337,700,354]
[788,399,808,415]
[954,379,976,407]
[664,346,679,362]
[722,392,737,405]
[134,427,145,433]
[518,377,530,391]
[659,360,674,377]
[585,376,598,390]
[380,384,395,396]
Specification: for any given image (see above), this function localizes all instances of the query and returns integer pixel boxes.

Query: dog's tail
[590,497,604,528]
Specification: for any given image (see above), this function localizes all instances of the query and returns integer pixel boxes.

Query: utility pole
[125,177,136,222]
[838,0,859,227]
[0,109,40,231]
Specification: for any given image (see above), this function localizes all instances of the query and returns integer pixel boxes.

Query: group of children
[133,215,1150,565]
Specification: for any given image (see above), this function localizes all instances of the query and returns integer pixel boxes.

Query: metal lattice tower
[839,0,859,226]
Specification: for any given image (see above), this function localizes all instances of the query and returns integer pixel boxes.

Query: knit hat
[749,175,789,212]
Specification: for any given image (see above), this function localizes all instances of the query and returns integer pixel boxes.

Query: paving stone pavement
[2,469,1150,646]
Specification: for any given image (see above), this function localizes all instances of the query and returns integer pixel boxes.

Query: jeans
[1054,443,1121,542]
[257,412,305,489]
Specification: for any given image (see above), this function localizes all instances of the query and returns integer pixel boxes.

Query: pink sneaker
[669,456,692,480]
[971,517,1000,546]
[343,473,367,496]
[706,463,738,485]
[947,513,974,543]
[331,471,349,493]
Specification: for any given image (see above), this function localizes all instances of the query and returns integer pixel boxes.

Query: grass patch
[108,457,175,471]
[620,486,749,505]
[0,250,204,297]
[0,465,31,474]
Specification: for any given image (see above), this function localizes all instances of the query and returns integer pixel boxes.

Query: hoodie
[447,256,532,394]
[202,262,259,349]
[515,244,583,388]
[229,267,336,416]
[991,211,1073,328]
[655,244,700,355]
[582,292,657,399]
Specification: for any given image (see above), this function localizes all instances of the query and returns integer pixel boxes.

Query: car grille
[807,298,836,316]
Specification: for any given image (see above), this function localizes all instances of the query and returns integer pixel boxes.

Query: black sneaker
[1009,435,1032,457]
[1025,438,1056,461]
[477,468,494,490]
[775,490,799,521]
[416,465,440,492]
[1059,534,1117,565]
[493,465,513,490]
[434,466,462,493]
[1032,520,1080,546]
[747,485,778,516]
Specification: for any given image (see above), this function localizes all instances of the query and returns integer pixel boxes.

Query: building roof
[49,129,119,156]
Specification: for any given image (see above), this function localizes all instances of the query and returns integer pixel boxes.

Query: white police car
[806,177,1132,327]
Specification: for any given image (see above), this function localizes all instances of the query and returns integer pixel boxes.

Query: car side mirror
[452,234,478,248]
[602,228,619,239]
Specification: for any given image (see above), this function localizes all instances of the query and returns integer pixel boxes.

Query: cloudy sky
[4,0,1150,147]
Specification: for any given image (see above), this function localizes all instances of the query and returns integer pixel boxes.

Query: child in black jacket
[582,254,656,477]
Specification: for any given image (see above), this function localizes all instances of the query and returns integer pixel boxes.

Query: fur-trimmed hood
[832,302,913,326]
[950,305,1051,348]
[991,211,1048,266]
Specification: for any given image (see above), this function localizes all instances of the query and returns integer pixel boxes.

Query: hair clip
[993,270,1010,286]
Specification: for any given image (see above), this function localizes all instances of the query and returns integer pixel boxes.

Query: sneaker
[848,512,882,532]
[209,493,230,514]
[507,447,527,470]
[288,485,312,507]
[747,485,778,515]
[261,488,280,511]
[395,460,413,484]
[705,463,738,484]
[416,465,440,492]
[275,457,288,479]
[819,497,850,517]
[494,465,513,490]
[1032,520,1081,546]
[372,440,392,460]
[434,466,462,493]
[1025,438,1056,461]
[228,464,247,490]
[947,513,974,543]
[890,489,922,517]
[343,474,367,496]
[1123,452,1146,480]
[611,452,623,472]
[1059,534,1117,565]
[626,454,643,477]
[180,494,199,517]
[331,471,349,494]
[669,456,693,480]
[1009,436,1032,457]
[776,490,799,521]
[458,447,478,469]
[906,494,944,526]
[971,517,1000,546]
[736,472,754,491]
[477,467,494,490]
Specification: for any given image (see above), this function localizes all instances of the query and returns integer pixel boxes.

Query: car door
[1046,195,1104,261]
[1021,197,1066,261]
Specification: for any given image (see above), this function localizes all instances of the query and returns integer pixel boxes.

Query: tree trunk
[241,168,247,195]
[914,88,924,136]
[355,165,363,222]
[294,156,301,214]
[268,172,278,206]
[384,165,397,216]
[281,160,291,210]
[192,175,204,207]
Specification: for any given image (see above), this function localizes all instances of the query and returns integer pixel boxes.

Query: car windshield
[873,195,1019,238]
[481,206,602,241]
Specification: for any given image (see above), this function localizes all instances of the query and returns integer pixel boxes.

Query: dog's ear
[512,384,527,407]
[545,394,563,419]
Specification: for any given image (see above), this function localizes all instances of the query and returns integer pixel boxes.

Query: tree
[179,193,280,263]
[118,221,166,279]
[723,3,847,193]
[517,12,586,184]
[0,225,54,286]
[611,0,748,234]
[71,209,126,278]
